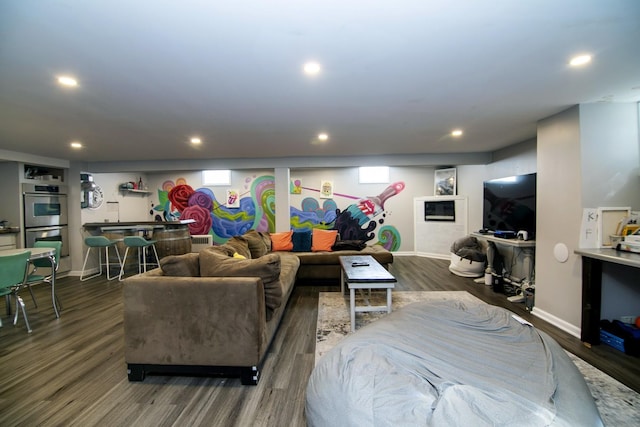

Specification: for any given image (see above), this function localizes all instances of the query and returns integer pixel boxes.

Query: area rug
[316,291,640,426]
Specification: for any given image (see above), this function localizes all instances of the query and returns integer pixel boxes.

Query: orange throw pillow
[270,231,294,251]
[312,229,338,252]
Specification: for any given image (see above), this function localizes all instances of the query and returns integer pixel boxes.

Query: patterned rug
[316,291,640,426]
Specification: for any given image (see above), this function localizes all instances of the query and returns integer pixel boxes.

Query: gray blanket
[306,299,603,426]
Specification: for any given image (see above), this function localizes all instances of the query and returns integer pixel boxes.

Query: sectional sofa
[122,229,393,384]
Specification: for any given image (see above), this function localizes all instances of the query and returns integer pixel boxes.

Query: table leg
[350,287,356,332]
[48,254,60,318]
[387,288,392,313]
[522,247,534,285]
[341,269,345,295]
[581,256,602,345]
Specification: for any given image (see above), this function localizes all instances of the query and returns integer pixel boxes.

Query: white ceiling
[1,0,639,165]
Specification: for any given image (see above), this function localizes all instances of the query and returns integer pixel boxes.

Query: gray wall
[580,103,640,207]
[535,106,584,333]
[535,102,640,335]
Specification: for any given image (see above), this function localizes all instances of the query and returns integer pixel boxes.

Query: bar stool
[118,236,160,281]
[80,236,122,281]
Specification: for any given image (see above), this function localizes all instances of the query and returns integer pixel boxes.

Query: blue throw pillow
[292,230,312,252]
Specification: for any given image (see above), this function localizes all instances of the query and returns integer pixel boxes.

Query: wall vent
[191,234,213,252]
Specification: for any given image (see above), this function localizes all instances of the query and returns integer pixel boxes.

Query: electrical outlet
[620,316,635,324]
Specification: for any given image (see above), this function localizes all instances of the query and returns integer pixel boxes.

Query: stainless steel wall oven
[23,183,69,256]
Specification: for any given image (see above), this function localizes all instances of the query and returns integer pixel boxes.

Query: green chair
[118,236,160,280]
[80,236,122,281]
[0,250,33,333]
[25,241,62,318]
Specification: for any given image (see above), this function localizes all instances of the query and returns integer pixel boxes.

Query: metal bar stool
[118,236,160,281]
[80,236,122,281]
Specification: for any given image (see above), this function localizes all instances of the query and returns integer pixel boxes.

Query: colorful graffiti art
[153,176,274,244]
[153,176,404,250]
[291,181,405,249]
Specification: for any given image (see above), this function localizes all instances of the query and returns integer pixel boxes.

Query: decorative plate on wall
[89,185,104,210]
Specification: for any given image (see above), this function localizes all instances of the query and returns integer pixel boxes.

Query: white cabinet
[414,196,468,259]
[0,233,17,250]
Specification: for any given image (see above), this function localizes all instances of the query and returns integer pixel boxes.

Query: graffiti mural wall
[152,173,405,251]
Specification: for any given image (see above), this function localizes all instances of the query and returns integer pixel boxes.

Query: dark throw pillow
[292,230,312,252]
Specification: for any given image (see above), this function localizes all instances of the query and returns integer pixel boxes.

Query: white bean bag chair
[449,252,484,277]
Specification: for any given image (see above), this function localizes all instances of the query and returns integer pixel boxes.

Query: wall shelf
[120,189,151,196]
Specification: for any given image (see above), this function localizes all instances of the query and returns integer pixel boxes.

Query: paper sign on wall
[579,208,598,248]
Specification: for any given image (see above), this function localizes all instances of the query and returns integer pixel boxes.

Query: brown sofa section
[285,244,393,281]
[123,230,393,385]
[124,251,300,385]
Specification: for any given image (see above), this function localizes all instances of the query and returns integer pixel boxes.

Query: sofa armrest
[123,271,268,367]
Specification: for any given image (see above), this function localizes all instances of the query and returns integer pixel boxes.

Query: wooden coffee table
[339,255,397,332]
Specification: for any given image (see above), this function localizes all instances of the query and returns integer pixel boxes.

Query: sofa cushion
[204,244,235,257]
[292,230,312,252]
[311,229,338,252]
[159,252,200,277]
[260,231,272,252]
[243,229,270,258]
[332,239,367,251]
[200,250,283,320]
[225,236,252,259]
[270,231,294,251]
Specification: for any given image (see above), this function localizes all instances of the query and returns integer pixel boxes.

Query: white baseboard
[390,251,416,257]
[531,307,581,339]
[67,270,85,277]
[414,251,450,260]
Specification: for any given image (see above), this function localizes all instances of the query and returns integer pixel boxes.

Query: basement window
[359,166,389,184]
[202,170,231,186]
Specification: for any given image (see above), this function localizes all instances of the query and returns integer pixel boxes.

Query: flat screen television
[482,173,536,236]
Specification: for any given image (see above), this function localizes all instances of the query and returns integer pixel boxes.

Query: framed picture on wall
[320,180,333,199]
[226,189,240,208]
[434,168,456,196]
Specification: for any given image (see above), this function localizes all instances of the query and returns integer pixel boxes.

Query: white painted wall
[80,172,152,224]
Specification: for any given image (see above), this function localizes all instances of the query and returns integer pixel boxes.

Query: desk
[471,232,536,284]
[339,255,397,332]
[574,248,640,345]
[0,247,59,318]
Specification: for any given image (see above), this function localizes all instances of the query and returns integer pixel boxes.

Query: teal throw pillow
[292,230,312,252]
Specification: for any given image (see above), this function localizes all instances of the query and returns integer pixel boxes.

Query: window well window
[202,170,231,186]
[359,166,389,184]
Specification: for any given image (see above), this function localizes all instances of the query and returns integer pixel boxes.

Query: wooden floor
[1,256,638,426]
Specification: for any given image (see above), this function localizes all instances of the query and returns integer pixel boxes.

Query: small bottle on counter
[138,177,143,190]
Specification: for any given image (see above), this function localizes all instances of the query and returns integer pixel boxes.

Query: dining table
[0,247,60,318]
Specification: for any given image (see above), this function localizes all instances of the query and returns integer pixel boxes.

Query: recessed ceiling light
[569,54,592,67]
[57,76,78,87]
[70,141,83,149]
[451,129,463,137]
[318,133,329,141]
[303,62,321,75]
[190,137,202,144]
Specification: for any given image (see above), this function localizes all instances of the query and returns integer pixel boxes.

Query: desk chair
[118,236,160,281]
[26,241,62,318]
[0,250,33,333]
[80,236,122,281]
